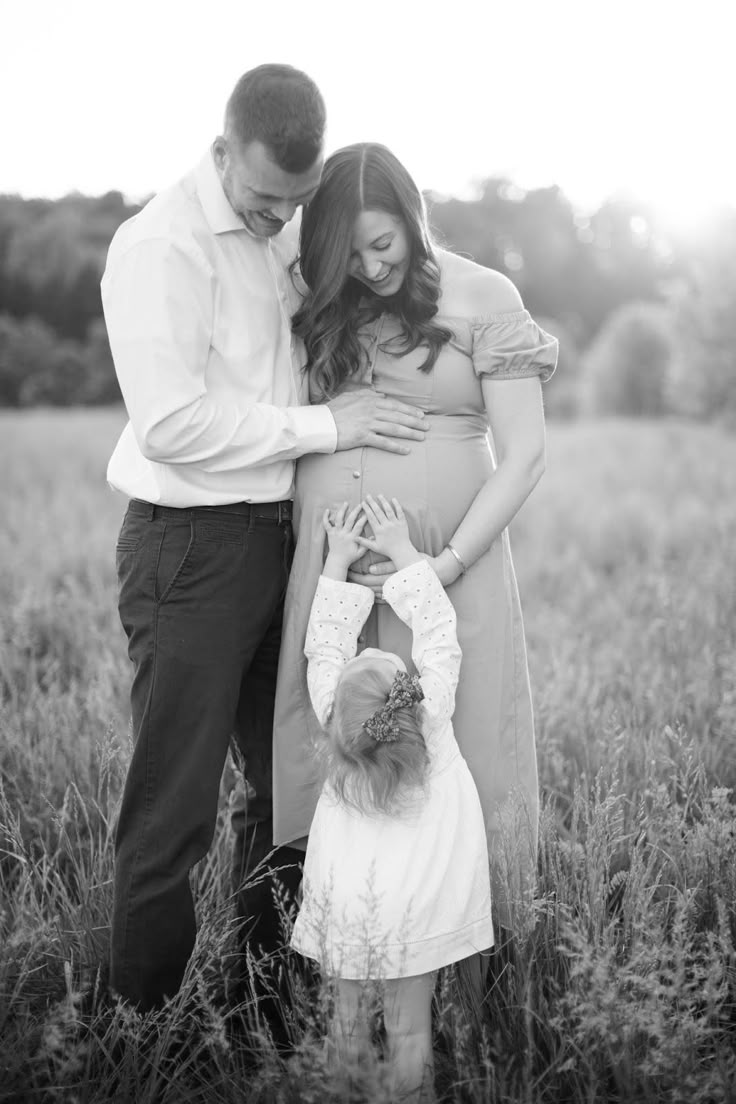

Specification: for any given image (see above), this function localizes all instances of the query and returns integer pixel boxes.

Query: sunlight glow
[1,0,732,224]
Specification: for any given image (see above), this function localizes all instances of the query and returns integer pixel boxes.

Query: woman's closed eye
[352,241,392,262]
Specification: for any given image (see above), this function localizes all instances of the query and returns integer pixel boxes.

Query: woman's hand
[321,503,368,581]
[355,495,421,572]
[347,559,392,598]
[348,548,462,595]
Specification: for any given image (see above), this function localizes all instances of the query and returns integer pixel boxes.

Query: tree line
[0,182,734,422]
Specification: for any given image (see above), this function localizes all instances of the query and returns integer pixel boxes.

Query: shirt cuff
[384,556,441,609]
[291,404,338,454]
[382,558,439,601]
[316,573,376,607]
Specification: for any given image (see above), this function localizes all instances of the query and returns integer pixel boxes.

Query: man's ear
[212,136,228,171]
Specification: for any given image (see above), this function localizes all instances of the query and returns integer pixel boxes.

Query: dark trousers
[111,497,301,1010]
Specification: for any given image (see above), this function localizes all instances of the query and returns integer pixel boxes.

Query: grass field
[1,409,735,1103]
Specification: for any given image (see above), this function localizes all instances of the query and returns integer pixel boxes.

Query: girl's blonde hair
[324,657,428,816]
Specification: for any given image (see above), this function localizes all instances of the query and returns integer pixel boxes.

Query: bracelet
[446,543,467,575]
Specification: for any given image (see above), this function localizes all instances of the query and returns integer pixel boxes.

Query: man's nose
[272,201,297,223]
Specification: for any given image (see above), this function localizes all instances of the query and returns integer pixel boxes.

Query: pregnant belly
[294,417,493,568]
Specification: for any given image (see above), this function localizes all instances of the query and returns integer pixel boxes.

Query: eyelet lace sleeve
[471,309,558,382]
[382,560,462,740]
[304,575,375,728]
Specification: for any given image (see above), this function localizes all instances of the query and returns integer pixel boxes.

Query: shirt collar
[194,147,251,236]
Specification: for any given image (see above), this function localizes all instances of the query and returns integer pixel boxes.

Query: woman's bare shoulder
[436,249,524,319]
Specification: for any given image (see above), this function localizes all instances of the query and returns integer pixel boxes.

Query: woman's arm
[432,374,546,583]
[351,263,550,591]
[358,376,546,590]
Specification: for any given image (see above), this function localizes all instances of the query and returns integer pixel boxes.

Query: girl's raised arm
[304,575,375,727]
[382,560,462,733]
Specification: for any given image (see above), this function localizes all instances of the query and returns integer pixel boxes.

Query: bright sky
[2,0,732,230]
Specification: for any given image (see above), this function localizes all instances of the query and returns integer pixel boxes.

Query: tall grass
[1,410,734,1102]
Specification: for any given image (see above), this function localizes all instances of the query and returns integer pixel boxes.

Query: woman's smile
[363,267,393,286]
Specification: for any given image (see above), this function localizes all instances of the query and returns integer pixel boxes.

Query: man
[102,63,426,1011]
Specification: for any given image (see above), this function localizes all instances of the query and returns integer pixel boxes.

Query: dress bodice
[308,310,558,420]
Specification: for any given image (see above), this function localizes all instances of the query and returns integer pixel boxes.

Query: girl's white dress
[290,560,494,979]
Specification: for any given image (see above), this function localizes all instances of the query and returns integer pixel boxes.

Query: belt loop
[131,498,155,521]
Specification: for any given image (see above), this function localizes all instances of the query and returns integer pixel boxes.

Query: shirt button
[358,634,365,644]
[352,470,361,479]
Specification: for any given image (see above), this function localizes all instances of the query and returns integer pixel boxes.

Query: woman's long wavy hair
[292,143,453,401]
[323,657,429,817]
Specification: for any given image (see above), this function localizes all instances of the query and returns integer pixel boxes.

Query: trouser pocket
[154,520,195,603]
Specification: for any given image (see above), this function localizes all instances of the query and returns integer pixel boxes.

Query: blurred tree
[19,341,91,406]
[0,187,726,421]
[428,179,507,270]
[586,199,673,321]
[667,214,736,425]
[428,183,673,345]
[0,198,52,319]
[4,208,102,339]
[580,300,675,417]
[0,193,139,339]
[0,311,120,407]
[0,314,58,406]
[80,317,121,403]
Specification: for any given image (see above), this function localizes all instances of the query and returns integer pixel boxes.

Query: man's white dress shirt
[102,150,337,506]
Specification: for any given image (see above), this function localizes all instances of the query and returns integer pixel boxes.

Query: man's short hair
[225,64,326,174]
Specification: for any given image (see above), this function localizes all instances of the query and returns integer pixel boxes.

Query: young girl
[291,494,494,1101]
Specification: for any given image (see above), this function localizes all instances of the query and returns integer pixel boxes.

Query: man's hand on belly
[327,390,427,454]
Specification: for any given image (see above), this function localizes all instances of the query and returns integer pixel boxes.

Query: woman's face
[348,210,411,297]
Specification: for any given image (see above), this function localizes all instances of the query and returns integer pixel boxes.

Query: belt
[128,498,292,523]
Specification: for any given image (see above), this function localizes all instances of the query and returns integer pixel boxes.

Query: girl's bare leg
[383,972,436,1102]
[330,979,372,1066]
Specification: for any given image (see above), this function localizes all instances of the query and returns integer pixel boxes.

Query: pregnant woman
[272,144,557,928]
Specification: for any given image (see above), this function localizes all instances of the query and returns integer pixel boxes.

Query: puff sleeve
[471,310,558,382]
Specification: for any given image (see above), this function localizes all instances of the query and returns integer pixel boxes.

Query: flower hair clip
[363,671,424,743]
